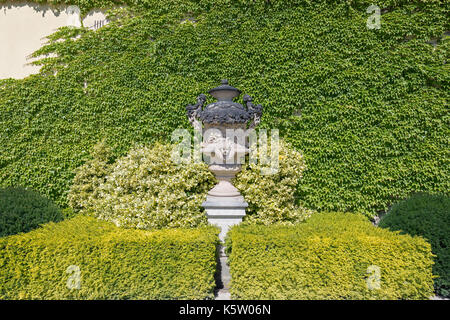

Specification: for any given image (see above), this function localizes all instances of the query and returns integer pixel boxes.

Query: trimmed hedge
[379,193,450,298]
[0,187,64,237]
[0,215,219,299]
[0,0,448,218]
[226,212,435,300]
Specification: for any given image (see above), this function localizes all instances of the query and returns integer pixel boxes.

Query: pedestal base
[202,196,247,242]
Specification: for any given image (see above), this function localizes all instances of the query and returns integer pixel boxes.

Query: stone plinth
[202,196,247,242]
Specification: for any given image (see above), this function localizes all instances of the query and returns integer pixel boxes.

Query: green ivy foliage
[0,1,448,217]
[0,187,64,237]
[0,215,219,299]
[226,212,435,300]
[379,193,450,298]
[0,0,141,15]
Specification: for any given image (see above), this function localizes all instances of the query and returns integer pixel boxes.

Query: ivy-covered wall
[0,0,448,217]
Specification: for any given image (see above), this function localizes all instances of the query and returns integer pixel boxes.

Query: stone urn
[186,80,263,241]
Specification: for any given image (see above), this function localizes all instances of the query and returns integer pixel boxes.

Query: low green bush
[379,193,449,297]
[226,212,435,300]
[0,215,219,299]
[0,187,64,237]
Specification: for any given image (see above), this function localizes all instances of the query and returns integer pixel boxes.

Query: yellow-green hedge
[0,215,219,299]
[226,212,435,300]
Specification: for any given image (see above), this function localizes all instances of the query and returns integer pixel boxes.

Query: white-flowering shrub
[69,140,312,229]
[82,143,216,229]
[234,139,313,225]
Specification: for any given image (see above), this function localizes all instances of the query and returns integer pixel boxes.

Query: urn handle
[243,94,263,128]
[186,93,206,131]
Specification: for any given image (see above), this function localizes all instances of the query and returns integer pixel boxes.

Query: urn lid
[208,79,241,101]
[198,80,251,124]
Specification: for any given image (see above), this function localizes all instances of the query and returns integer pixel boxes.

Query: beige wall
[0,2,107,79]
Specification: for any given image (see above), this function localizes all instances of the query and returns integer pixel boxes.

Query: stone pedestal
[202,197,247,242]
[186,80,263,300]
[202,163,247,301]
[202,165,247,242]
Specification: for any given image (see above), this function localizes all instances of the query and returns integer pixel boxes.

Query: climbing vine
[0,0,448,217]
